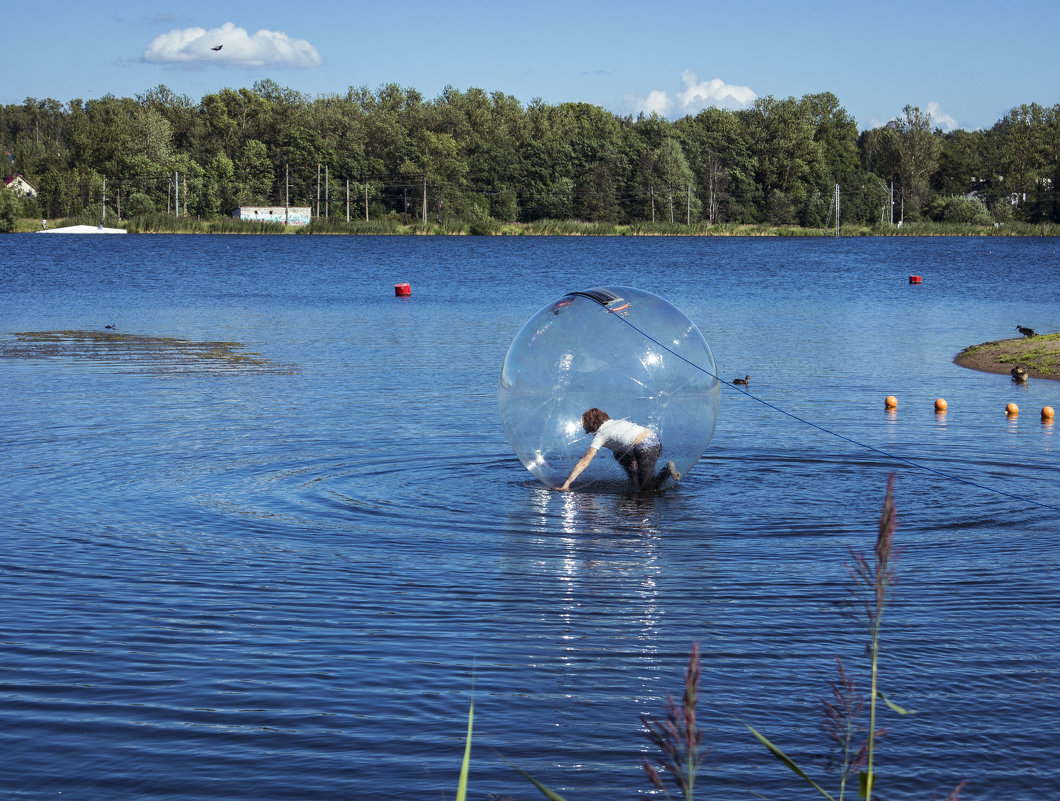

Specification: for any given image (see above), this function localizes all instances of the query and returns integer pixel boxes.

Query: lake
[1,234,1058,800]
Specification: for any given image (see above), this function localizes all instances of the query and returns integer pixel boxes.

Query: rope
[607,308,1060,514]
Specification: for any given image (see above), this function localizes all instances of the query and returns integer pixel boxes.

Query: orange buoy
[1041,406,1054,420]
[934,398,947,413]
[885,395,898,409]
[394,282,411,297]
[1006,402,1019,416]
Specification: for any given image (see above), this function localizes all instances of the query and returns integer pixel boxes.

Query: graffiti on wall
[232,206,312,226]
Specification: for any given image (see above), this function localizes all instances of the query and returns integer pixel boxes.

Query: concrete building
[232,206,311,226]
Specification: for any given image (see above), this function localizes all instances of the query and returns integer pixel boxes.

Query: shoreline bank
[13,217,1060,237]
[954,334,1060,381]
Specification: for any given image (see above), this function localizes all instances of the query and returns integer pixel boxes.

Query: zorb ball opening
[498,286,720,491]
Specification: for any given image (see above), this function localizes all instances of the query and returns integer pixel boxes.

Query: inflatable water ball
[498,286,720,491]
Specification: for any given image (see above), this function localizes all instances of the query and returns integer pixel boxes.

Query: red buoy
[394,282,411,297]
[909,275,922,284]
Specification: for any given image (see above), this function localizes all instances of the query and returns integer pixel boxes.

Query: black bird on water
[733,375,750,385]
[1017,325,1036,337]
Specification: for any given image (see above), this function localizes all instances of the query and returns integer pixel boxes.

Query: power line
[603,304,1060,513]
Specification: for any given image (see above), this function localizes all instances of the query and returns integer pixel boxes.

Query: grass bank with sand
[954,333,1060,380]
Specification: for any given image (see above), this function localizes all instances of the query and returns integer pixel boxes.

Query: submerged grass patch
[0,330,296,375]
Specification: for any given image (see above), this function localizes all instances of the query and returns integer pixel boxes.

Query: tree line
[2,80,1058,230]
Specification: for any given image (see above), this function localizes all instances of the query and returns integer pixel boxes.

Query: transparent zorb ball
[498,286,719,491]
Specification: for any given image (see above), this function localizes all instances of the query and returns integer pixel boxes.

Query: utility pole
[285,164,289,225]
[316,164,320,219]
[174,171,179,218]
[325,165,329,220]
[101,177,106,225]
[364,179,369,222]
[835,183,840,237]
[422,176,427,225]
[686,185,691,225]
[346,178,350,222]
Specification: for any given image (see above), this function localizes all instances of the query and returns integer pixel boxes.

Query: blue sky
[5,0,1059,131]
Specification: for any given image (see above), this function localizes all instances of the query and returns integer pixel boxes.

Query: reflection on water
[0,235,1058,800]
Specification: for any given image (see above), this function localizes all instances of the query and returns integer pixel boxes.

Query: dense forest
[1,80,1059,232]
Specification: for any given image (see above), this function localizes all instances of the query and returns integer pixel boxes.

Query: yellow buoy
[1006,402,1019,416]
[1043,406,1055,420]
[885,395,898,409]
[934,398,947,413]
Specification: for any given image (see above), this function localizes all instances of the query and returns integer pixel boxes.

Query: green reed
[483,476,964,801]
[745,474,908,801]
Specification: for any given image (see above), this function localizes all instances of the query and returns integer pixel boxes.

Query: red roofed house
[3,174,38,199]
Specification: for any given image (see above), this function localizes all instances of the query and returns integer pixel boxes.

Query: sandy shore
[954,333,1060,380]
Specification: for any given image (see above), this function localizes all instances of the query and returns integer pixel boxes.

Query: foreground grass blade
[876,690,916,715]
[746,724,836,801]
[509,765,572,801]
[457,697,473,801]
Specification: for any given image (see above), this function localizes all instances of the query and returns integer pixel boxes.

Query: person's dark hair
[581,408,610,433]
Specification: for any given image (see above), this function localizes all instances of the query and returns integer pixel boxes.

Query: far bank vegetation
[2,83,1059,235]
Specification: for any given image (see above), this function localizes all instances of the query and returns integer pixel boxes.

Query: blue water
[1,234,1058,800]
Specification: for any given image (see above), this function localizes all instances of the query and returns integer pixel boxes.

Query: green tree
[203,152,236,215]
[0,186,22,231]
[123,191,156,217]
[989,103,1050,220]
[1043,104,1060,221]
[745,96,822,221]
[235,139,274,204]
[933,129,985,196]
[889,105,941,220]
[675,106,756,223]
[655,137,696,223]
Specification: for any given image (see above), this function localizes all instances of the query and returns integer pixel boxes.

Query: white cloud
[626,70,757,118]
[638,90,675,117]
[143,22,321,68]
[925,102,959,133]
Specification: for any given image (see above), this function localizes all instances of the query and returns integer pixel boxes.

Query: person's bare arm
[558,447,598,490]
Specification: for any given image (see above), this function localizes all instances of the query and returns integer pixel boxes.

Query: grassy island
[955,333,1060,380]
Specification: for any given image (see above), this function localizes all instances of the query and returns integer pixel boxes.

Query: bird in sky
[211,45,223,51]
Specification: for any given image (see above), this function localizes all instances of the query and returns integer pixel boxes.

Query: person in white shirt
[558,407,680,492]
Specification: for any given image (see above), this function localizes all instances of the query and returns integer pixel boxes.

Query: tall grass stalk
[849,473,898,801]
[747,474,901,801]
[821,658,865,801]
[640,643,707,800]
